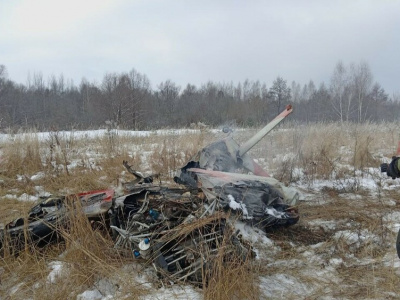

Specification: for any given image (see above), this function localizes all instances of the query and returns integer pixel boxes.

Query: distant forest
[0,61,398,131]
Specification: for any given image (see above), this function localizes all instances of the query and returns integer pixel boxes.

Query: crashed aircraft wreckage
[0,105,299,284]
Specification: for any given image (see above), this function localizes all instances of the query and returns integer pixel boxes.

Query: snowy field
[1,124,400,299]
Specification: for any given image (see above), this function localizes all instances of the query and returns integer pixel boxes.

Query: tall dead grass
[202,231,259,300]
[251,121,391,189]
[0,194,148,299]
[1,133,43,178]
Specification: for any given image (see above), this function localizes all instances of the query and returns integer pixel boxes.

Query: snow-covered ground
[1,126,400,299]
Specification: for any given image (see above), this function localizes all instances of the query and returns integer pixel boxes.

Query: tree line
[0,61,398,131]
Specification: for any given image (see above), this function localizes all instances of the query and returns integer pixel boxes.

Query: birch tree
[329,61,347,122]
[350,61,373,122]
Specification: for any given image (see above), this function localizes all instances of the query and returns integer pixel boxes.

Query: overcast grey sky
[1,0,399,95]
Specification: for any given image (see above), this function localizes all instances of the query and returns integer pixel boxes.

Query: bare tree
[349,61,373,122]
[392,92,400,102]
[0,65,7,82]
[234,82,242,101]
[101,73,122,126]
[367,82,388,121]
[0,65,7,99]
[126,68,151,129]
[291,81,301,103]
[329,61,348,122]
[157,80,180,126]
[269,77,291,114]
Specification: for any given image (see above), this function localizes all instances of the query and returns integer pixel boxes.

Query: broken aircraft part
[1,105,299,283]
[0,189,114,254]
[109,186,253,284]
[110,105,298,282]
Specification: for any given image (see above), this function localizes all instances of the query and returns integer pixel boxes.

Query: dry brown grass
[0,195,148,299]
[251,122,394,186]
[203,251,259,300]
[1,133,43,178]
[1,123,400,299]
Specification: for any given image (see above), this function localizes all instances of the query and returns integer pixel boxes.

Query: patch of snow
[34,186,51,197]
[267,259,306,269]
[233,221,273,246]
[228,194,252,219]
[47,261,65,284]
[10,282,24,296]
[124,264,154,289]
[77,289,103,300]
[302,175,380,195]
[357,177,379,190]
[301,250,325,265]
[228,194,240,209]
[383,211,400,224]
[310,242,326,249]
[265,207,287,219]
[301,265,341,287]
[332,229,380,251]
[307,219,337,231]
[338,193,363,200]
[18,193,38,202]
[142,285,202,300]
[30,172,45,181]
[329,257,343,266]
[292,167,304,178]
[383,252,400,269]
[388,223,400,233]
[382,199,397,206]
[94,278,118,297]
[332,230,359,245]
[260,274,314,299]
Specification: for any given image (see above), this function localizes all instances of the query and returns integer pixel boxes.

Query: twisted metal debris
[0,105,299,284]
